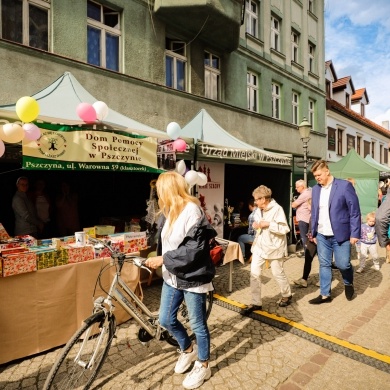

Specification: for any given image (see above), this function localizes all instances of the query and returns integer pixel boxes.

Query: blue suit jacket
[311,178,361,243]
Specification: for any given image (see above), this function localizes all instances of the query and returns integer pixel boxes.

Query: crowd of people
[11,176,80,239]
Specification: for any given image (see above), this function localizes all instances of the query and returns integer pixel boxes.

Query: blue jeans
[298,221,309,249]
[238,233,255,258]
[159,282,210,362]
[316,233,353,297]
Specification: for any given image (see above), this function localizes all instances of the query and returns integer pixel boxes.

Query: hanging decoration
[173,138,187,152]
[166,122,181,140]
[23,123,41,141]
[92,101,109,121]
[76,102,97,123]
[0,139,5,158]
[15,96,40,123]
[0,123,25,143]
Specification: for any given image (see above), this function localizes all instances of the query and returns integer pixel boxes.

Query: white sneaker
[356,268,363,273]
[374,264,380,271]
[175,344,198,374]
[293,278,308,288]
[182,360,211,389]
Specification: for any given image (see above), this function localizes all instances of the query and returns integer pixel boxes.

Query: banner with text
[197,141,292,167]
[22,128,162,172]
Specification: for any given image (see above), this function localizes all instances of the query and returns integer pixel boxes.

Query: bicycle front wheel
[166,290,214,347]
[43,311,116,390]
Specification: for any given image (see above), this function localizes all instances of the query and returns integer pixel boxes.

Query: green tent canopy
[329,149,379,219]
[364,154,390,175]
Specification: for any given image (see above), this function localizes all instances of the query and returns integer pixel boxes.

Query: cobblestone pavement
[1,247,390,389]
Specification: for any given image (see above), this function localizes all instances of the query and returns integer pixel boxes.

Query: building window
[271,16,280,51]
[372,141,375,158]
[384,148,388,164]
[326,80,331,99]
[364,140,370,157]
[204,51,220,100]
[272,82,281,119]
[292,92,299,125]
[247,71,258,112]
[380,144,384,163]
[1,0,49,51]
[337,129,343,155]
[308,43,315,73]
[346,93,350,108]
[165,39,187,91]
[87,0,120,71]
[308,99,315,130]
[347,134,355,153]
[328,127,336,151]
[360,103,365,116]
[308,0,314,13]
[245,0,258,38]
[291,31,299,63]
[357,136,361,155]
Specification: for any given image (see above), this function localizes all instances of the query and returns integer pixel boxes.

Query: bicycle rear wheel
[43,311,116,390]
[166,290,214,347]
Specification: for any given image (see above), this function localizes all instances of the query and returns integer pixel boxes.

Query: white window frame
[308,43,315,73]
[165,40,187,91]
[87,1,121,71]
[245,0,258,38]
[272,83,281,119]
[291,31,299,63]
[271,16,280,51]
[204,51,220,100]
[309,99,315,130]
[247,71,259,112]
[0,0,50,50]
[292,92,299,125]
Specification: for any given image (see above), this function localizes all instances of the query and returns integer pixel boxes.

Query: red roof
[328,99,390,138]
[352,88,369,103]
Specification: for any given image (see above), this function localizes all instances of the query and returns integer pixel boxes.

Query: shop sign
[22,128,162,172]
[198,141,292,166]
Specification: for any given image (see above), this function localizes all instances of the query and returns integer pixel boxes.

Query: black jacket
[156,211,217,289]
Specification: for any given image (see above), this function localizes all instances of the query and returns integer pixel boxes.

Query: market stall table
[0,257,142,365]
[217,238,244,292]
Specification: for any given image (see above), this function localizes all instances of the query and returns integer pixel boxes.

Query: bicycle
[43,238,213,390]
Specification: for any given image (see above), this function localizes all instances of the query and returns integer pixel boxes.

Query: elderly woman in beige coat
[242,185,292,315]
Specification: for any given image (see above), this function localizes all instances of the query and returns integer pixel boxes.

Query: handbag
[209,238,224,265]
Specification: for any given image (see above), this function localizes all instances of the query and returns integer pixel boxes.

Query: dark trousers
[302,241,317,280]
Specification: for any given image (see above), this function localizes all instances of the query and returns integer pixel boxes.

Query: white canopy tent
[0,71,168,139]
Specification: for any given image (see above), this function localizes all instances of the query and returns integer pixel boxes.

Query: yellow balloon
[15,96,40,123]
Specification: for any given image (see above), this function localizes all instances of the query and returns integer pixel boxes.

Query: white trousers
[359,242,379,269]
[250,253,292,306]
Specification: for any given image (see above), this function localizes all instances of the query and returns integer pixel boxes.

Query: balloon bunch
[0,96,41,158]
[76,101,109,123]
[166,122,187,152]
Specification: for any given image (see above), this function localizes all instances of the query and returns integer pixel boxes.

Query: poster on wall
[197,161,225,238]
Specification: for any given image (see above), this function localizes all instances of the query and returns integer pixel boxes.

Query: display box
[1,251,37,277]
[36,248,69,270]
[124,232,147,253]
[65,245,95,263]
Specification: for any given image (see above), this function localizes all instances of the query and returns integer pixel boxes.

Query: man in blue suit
[308,160,361,304]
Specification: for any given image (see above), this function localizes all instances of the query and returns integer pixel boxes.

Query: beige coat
[251,199,290,259]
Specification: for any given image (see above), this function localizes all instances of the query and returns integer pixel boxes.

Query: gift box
[36,248,69,270]
[65,245,95,263]
[124,232,147,253]
[0,247,29,256]
[15,235,38,248]
[95,235,124,258]
[0,241,25,250]
[1,251,37,277]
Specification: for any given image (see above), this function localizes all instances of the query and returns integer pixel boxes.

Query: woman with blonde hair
[145,171,217,389]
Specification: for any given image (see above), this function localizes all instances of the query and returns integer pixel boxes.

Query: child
[357,212,380,273]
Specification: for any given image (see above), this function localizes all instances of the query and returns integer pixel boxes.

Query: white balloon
[197,172,208,186]
[0,123,24,143]
[0,139,5,157]
[93,101,109,121]
[175,160,186,175]
[166,122,181,140]
[185,170,199,186]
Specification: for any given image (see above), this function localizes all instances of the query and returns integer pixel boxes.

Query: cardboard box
[2,251,37,277]
[36,248,69,270]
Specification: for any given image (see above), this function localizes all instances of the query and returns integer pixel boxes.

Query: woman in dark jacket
[145,171,216,389]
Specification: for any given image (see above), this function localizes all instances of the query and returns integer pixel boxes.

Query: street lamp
[298,117,311,184]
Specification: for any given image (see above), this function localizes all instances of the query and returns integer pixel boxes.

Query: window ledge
[245,32,263,46]
[307,10,318,21]
[270,48,286,60]
[308,71,319,80]
[292,61,304,71]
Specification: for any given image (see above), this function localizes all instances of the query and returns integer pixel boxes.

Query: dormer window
[346,93,350,108]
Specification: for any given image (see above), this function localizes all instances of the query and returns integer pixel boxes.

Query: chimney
[382,120,389,130]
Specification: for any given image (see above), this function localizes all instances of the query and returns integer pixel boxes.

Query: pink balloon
[23,123,41,141]
[76,102,97,123]
[173,138,187,152]
[0,139,5,158]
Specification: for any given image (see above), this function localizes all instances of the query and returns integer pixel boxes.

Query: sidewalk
[1,248,390,389]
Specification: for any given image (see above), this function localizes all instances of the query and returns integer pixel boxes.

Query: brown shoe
[279,295,292,307]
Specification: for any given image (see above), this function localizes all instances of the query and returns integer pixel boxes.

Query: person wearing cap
[12,176,44,237]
